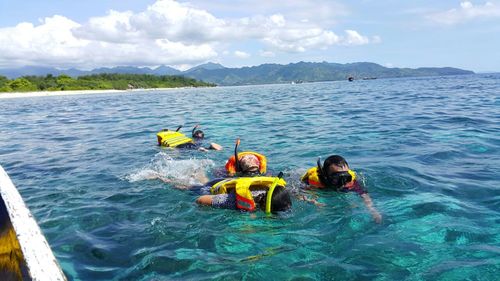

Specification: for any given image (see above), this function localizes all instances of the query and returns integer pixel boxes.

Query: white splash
[126,152,215,186]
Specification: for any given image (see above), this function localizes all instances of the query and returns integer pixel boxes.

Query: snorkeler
[154,169,292,214]
[157,125,222,151]
[151,137,290,213]
[301,155,382,223]
[223,138,267,176]
[195,172,292,214]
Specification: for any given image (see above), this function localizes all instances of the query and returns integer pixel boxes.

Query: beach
[0,87,188,99]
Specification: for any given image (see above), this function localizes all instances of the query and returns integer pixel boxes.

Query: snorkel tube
[176,125,182,132]
[316,157,331,189]
[192,124,199,137]
[265,172,284,214]
[234,138,241,173]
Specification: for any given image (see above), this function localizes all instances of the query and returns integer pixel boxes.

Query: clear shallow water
[0,74,499,280]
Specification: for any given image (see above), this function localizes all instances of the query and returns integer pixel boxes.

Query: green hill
[183,62,474,85]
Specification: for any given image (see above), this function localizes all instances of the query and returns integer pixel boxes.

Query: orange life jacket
[225,151,267,175]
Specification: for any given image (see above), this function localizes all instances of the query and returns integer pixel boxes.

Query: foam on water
[126,152,215,186]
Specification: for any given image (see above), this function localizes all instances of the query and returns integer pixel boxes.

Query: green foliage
[0,73,214,93]
[7,78,37,92]
[0,75,8,87]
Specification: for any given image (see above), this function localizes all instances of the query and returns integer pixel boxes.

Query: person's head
[321,155,355,189]
[192,130,205,139]
[255,185,292,213]
[323,155,349,173]
[239,154,260,174]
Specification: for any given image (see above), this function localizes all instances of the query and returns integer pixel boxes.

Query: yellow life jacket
[157,130,194,148]
[301,167,325,188]
[301,167,357,189]
[225,151,267,175]
[210,176,286,211]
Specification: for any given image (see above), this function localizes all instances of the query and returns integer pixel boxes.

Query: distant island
[0,73,214,93]
[0,61,474,91]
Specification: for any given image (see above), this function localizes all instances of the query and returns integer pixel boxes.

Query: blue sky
[0,0,499,72]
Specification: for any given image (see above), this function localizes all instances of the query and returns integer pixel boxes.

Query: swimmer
[301,155,382,223]
[155,172,292,214]
[157,124,222,151]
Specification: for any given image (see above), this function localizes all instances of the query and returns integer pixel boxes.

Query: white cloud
[342,30,370,45]
[234,50,250,58]
[0,0,377,69]
[0,16,88,68]
[259,50,275,57]
[427,1,500,25]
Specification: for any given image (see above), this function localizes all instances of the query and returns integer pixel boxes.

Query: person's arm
[360,193,382,223]
[197,141,223,152]
[196,195,214,206]
[196,192,235,209]
[208,143,223,151]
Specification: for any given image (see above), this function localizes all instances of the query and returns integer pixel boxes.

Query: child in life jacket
[301,155,382,223]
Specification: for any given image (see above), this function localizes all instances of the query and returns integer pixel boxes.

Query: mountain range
[0,62,474,86]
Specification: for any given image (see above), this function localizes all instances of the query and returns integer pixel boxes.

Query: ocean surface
[0,74,499,280]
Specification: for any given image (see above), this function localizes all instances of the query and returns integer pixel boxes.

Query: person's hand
[300,195,325,207]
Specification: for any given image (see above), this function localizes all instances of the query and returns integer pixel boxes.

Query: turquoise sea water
[0,74,499,280]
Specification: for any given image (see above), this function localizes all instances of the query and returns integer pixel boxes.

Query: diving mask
[325,169,356,189]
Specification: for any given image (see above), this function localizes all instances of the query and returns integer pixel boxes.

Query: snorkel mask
[317,157,356,189]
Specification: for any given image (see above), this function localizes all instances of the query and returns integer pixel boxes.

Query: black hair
[192,130,205,139]
[323,155,349,171]
[256,185,292,213]
[270,186,292,213]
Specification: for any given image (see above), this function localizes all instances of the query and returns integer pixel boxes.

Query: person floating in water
[194,172,292,214]
[157,124,222,151]
[194,143,290,213]
[154,160,292,214]
[223,138,267,177]
[301,155,382,223]
[152,138,291,213]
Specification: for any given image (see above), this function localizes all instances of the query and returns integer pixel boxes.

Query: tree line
[0,73,215,92]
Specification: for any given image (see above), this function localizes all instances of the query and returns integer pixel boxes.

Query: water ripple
[0,74,499,280]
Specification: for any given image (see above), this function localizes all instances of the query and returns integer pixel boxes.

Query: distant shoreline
[0,87,190,99]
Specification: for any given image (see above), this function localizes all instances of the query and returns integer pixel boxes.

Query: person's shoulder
[347,180,367,195]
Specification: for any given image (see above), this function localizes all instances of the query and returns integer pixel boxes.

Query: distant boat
[291,80,303,84]
[0,165,66,280]
[362,77,377,80]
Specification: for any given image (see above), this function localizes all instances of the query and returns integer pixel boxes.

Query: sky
[0,0,499,72]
